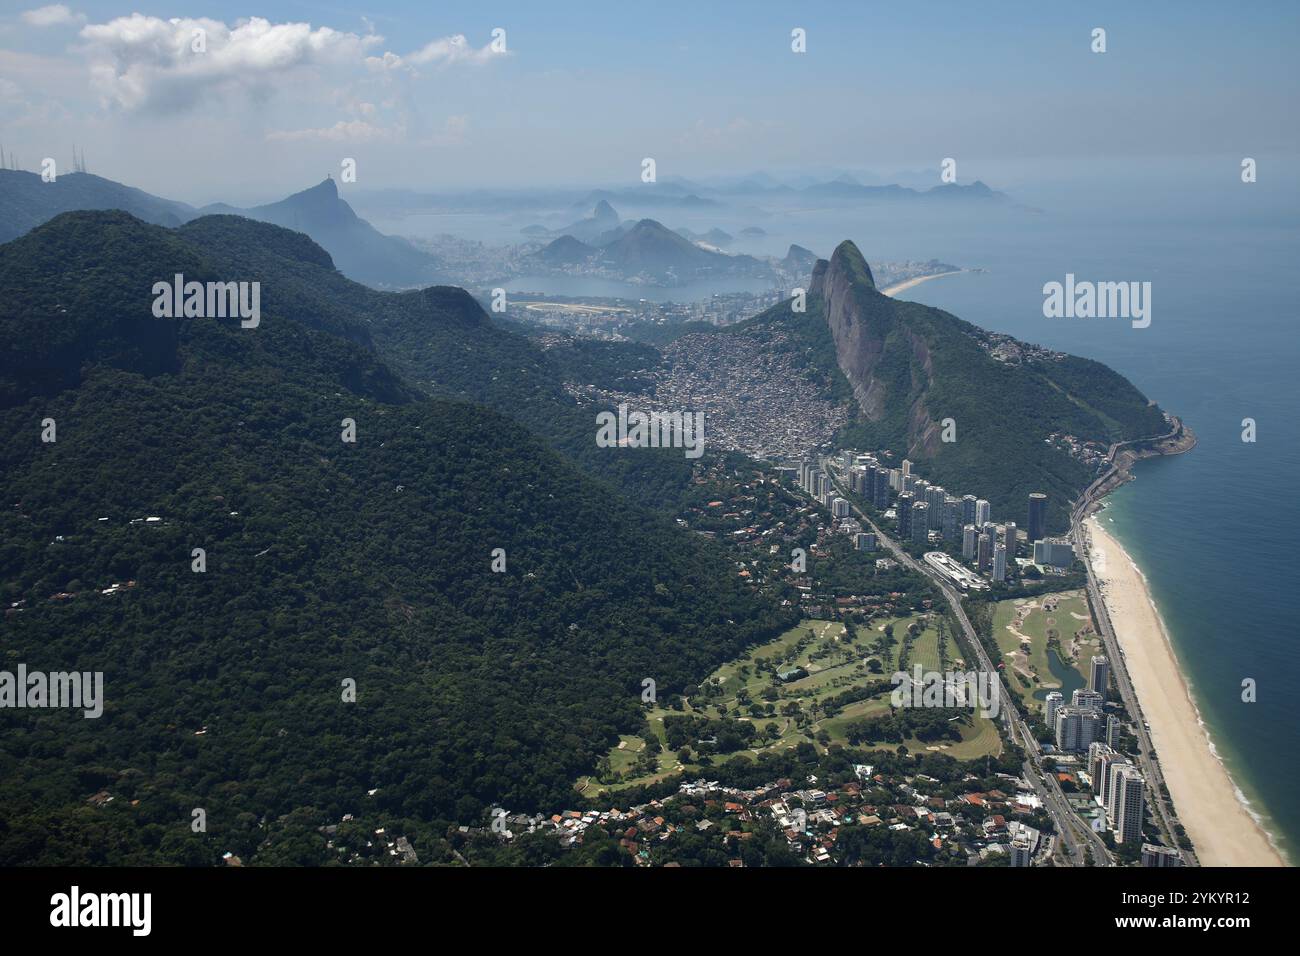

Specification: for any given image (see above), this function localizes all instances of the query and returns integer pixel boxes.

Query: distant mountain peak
[782,244,819,281]
[795,235,1169,533]
[275,176,342,209]
[532,233,596,265]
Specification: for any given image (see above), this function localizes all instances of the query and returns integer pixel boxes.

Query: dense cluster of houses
[479,765,1049,867]
[675,462,929,620]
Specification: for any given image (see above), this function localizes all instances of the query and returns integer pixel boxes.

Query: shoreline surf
[1083,513,1285,867]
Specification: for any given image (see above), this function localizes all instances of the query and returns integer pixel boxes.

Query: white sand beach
[1085,516,1284,866]
[880,270,963,298]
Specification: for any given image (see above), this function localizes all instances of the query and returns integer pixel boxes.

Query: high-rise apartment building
[1044,691,1064,729]
[1027,492,1049,543]
[992,544,1007,583]
[911,502,930,545]
[1090,656,1110,696]
[1033,537,1075,568]
[1141,844,1183,867]
[927,486,946,530]
[943,496,962,540]
[1073,688,1104,710]
[1112,766,1146,844]
[1055,705,1105,752]
[897,492,914,536]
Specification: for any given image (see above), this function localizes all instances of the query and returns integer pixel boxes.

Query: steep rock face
[813,240,937,453]
[724,238,1167,530]
[782,244,818,284]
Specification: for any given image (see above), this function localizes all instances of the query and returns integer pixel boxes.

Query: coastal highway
[824,462,1114,867]
[1070,417,1198,865]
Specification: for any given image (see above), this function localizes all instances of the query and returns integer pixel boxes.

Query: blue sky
[2,1,1297,201]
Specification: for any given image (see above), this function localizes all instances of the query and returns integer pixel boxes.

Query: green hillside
[0,211,794,865]
[726,242,1167,531]
[0,169,194,244]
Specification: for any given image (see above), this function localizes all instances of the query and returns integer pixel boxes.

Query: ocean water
[871,163,1300,865]
[378,164,1300,861]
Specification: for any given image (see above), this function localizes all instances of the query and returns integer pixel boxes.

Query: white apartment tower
[1112,766,1146,844]
[1045,691,1064,729]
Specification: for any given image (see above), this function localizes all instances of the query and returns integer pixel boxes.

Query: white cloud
[21,5,85,28]
[77,15,377,112]
[74,15,501,113]
[365,34,505,73]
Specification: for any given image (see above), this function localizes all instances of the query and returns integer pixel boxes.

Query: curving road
[1069,417,1198,865]
[824,460,1113,867]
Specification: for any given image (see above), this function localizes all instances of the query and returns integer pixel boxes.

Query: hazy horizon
[3,1,1298,204]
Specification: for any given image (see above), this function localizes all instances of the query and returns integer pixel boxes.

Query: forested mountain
[724,242,1167,531]
[170,215,701,508]
[0,170,194,243]
[531,217,771,283]
[230,178,442,289]
[596,219,769,281]
[533,234,597,265]
[0,171,441,290]
[0,211,794,864]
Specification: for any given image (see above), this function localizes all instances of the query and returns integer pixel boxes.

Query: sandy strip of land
[880,270,964,298]
[1085,516,1284,866]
